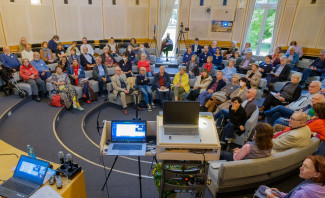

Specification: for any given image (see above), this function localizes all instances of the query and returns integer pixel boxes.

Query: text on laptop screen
[13,155,49,185]
[111,120,146,142]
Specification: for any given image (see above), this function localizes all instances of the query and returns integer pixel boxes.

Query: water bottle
[30,147,36,158]
[27,145,31,156]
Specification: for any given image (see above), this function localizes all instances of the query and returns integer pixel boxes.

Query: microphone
[58,151,65,169]
[66,153,73,172]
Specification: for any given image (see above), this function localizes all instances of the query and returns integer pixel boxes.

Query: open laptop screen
[111,120,146,143]
[13,155,49,185]
[163,101,200,125]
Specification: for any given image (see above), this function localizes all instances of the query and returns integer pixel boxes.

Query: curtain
[269,0,285,53]
[157,0,176,55]
[240,0,256,50]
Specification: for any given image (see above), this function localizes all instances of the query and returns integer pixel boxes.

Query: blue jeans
[214,109,230,127]
[220,151,234,161]
[97,77,110,95]
[83,81,89,100]
[301,68,321,84]
[198,91,213,106]
[315,141,325,155]
[289,64,298,71]
[264,105,294,125]
[146,72,153,77]
[266,74,280,87]
[39,71,52,81]
[274,118,289,126]
[139,85,152,105]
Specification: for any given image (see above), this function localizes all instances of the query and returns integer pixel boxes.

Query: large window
[247,0,278,56]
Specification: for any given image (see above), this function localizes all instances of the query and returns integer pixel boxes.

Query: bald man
[0,46,21,70]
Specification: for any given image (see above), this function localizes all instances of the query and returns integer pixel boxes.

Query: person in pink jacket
[20,58,46,101]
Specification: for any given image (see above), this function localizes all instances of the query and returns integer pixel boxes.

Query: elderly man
[153,66,171,106]
[285,46,299,71]
[93,56,111,98]
[272,111,311,152]
[21,44,34,61]
[286,41,303,58]
[30,52,51,81]
[80,37,94,56]
[265,56,291,90]
[111,67,138,115]
[237,51,256,74]
[191,38,202,55]
[182,46,195,66]
[300,50,325,87]
[136,44,150,62]
[264,81,322,125]
[0,46,21,71]
[199,45,211,66]
[80,46,95,70]
[198,71,226,107]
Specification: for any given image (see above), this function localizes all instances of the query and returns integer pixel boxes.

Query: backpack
[50,94,62,107]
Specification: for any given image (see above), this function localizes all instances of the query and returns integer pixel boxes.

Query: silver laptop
[106,120,147,156]
[0,155,50,198]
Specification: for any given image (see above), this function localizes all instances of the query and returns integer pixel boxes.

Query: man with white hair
[286,41,303,58]
[30,52,51,81]
[80,46,95,70]
[285,46,299,71]
[265,56,291,89]
[153,66,171,106]
[237,51,255,74]
[299,50,325,87]
[272,111,311,152]
[0,46,21,71]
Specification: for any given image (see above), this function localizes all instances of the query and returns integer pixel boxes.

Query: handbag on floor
[49,94,62,107]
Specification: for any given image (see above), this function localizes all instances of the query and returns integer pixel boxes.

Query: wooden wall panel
[79,5,103,40]
[0,5,6,47]
[103,6,126,39]
[275,5,296,47]
[232,7,245,43]
[316,21,325,49]
[126,7,148,38]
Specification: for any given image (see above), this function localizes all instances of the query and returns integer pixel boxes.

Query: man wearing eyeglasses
[272,112,311,152]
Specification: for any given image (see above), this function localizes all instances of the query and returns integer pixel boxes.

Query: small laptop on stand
[106,120,147,156]
[0,155,50,198]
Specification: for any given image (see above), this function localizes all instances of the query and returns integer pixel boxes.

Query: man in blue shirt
[30,52,52,81]
[191,38,202,55]
[0,46,21,70]
[182,46,195,66]
[48,35,59,52]
[93,56,111,98]
[300,50,325,87]
[199,45,211,66]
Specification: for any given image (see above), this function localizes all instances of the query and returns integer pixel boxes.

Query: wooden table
[0,139,87,198]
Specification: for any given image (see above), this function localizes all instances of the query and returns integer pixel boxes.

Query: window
[247,0,278,56]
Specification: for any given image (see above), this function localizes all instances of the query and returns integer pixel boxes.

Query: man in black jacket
[153,66,171,106]
[80,46,95,70]
[265,56,291,90]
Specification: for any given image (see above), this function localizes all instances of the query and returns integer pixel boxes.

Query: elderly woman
[40,41,55,64]
[203,56,213,72]
[186,54,199,78]
[58,56,70,72]
[240,42,252,57]
[259,55,273,78]
[187,69,212,101]
[212,47,223,70]
[55,43,68,59]
[233,51,242,67]
[129,38,139,54]
[48,65,83,111]
[126,45,136,63]
[255,155,325,198]
[172,67,190,101]
[246,63,262,89]
[260,73,302,114]
[68,47,81,66]
[101,46,117,68]
[285,46,299,71]
[209,40,218,55]
[107,37,120,57]
[18,37,28,52]
[118,52,132,78]
[224,41,238,60]
[19,58,46,101]
[220,123,273,161]
[286,41,303,58]
[67,59,92,104]
[136,67,154,111]
[67,41,80,56]
[271,46,283,67]
[222,59,237,82]
[138,53,152,77]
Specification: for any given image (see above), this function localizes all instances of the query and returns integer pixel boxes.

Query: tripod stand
[176,28,187,55]
[149,25,159,56]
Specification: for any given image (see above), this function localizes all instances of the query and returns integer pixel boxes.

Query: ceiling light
[31,0,42,6]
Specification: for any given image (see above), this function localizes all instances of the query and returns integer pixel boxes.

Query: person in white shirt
[80,37,94,56]
[21,44,34,61]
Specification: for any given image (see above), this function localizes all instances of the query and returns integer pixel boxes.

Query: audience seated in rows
[172,67,190,101]
[20,58,46,101]
[68,47,81,66]
[198,71,226,107]
[101,46,117,68]
[40,41,55,64]
[0,46,21,71]
[237,51,256,74]
[138,53,152,77]
[191,38,202,55]
[209,41,218,55]
[182,46,195,66]
[271,46,283,67]
[81,37,94,56]
[203,56,213,72]
[56,43,68,60]
[223,41,238,60]
[48,65,83,111]
[136,67,155,111]
[222,59,237,82]
[286,40,303,58]
[300,50,325,87]
[129,38,139,55]
[118,52,132,78]
[256,155,325,198]
[258,55,273,78]
[58,56,70,72]
[67,59,92,103]
[111,66,138,115]
[212,47,223,70]
[80,46,95,70]
[260,73,302,116]
[126,45,136,63]
[199,45,211,66]
[285,46,299,71]
[21,44,33,61]
[18,37,28,53]
[93,56,111,98]
[220,123,273,161]
[48,35,59,52]
[153,66,171,107]
[246,63,262,89]
[161,33,173,61]
[137,44,150,61]
[186,69,212,101]
[107,37,120,57]
[186,54,199,78]
[263,81,322,125]
[67,41,80,56]
[265,56,291,90]
[30,52,51,81]
[240,42,252,57]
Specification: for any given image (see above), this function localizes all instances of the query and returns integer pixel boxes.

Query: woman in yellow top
[172,67,190,101]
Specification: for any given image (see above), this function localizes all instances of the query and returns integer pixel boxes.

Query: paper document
[158,88,169,92]
[30,185,62,198]
[81,77,89,82]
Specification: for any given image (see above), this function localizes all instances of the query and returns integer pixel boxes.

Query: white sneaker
[151,103,155,108]
[148,106,152,111]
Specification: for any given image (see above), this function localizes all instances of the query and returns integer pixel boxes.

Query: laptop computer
[106,120,147,156]
[0,155,50,198]
[162,101,201,143]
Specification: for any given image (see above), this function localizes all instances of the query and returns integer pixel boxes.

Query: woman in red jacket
[137,53,152,77]
[20,58,46,101]
[308,103,325,141]
[203,56,213,72]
